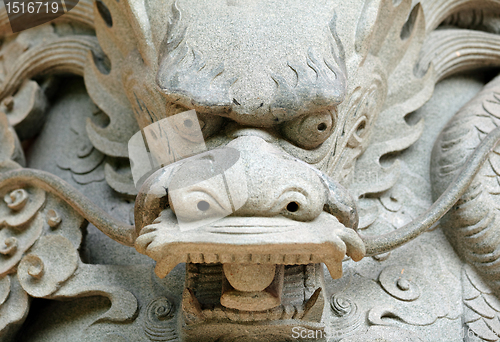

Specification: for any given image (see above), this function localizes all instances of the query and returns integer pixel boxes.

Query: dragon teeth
[155,252,338,279]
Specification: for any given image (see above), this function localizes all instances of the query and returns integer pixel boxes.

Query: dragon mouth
[205,216,301,234]
[135,209,363,280]
[132,135,366,314]
[132,134,364,314]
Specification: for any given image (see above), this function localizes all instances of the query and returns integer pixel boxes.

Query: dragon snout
[134,136,358,232]
[134,136,366,282]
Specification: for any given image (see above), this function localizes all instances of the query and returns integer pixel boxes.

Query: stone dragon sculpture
[1,0,500,340]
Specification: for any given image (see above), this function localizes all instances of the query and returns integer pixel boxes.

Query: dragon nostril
[286,202,299,212]
[184,119,193,127]
[197,201,210,211]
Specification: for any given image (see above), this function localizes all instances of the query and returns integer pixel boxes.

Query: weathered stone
[2,0,500,341]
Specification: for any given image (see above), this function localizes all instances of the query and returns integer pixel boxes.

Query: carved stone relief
[1,0,500,341]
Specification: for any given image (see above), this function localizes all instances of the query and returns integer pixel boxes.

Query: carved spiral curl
[17,235,78,298]
[379,266,421,301]
[143,297,177,342]
[330,293,361,336]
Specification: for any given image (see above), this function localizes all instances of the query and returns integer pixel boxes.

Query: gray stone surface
[1,0,500,341]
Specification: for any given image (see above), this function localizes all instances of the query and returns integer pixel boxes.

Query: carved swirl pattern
[17,235,78,297]
[143,297,178,342]
[330,293,361,337]
[0,187,45,278]
[379,265,421,301]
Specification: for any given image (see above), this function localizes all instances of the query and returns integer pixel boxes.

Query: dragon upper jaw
[135,209,366,279]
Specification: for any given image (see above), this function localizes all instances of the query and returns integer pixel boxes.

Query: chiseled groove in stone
[186,263,223,307]
[418,29,500,82]
[282,265,306,306]
[0,36,101,100]
[61,0,95,28]
[183,253,318,266]
[420,0,500,32]
[194,302,312,323]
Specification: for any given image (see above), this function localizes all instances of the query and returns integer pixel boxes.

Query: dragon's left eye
[280,110,335,149]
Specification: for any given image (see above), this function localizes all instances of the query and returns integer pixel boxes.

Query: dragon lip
[136,210,355,279]
[205,216,301,234]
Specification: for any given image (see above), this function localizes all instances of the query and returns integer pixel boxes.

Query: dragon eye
[280,111,335,149]
[197,200,210,211]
